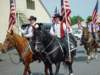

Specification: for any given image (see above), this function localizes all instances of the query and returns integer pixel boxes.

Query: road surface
[0,41,100,75]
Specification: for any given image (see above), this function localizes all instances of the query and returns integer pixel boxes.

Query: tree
[71,16,84,25]
[86,16,92,23]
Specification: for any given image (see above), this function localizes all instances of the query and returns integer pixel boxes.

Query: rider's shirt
[50,22,66,38]
[88,22,96,33]
[21,23,39,38]
[95,24,100,31]
[21,25,33,38]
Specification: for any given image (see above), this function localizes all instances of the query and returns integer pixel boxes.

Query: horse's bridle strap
[47,46,59,55]
[24,41,33,54]
[42,37,55,52]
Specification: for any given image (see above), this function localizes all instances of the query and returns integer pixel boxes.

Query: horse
[82,27,99,63]
[32,28,76,75]
[4,31,41,75]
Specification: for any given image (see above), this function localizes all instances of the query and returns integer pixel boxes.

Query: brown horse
[82,27,99,63]
[0,42,6,53]
[4,31,40,75]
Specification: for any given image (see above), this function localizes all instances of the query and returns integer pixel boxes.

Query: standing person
[20,16,39,41]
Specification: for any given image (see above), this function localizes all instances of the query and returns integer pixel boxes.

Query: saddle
[55,36,76,57]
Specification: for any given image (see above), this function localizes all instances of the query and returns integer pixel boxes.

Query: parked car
[72,30,82,40]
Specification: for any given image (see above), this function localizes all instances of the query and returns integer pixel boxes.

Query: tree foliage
[86,16,92,23]
[71,16,84,25]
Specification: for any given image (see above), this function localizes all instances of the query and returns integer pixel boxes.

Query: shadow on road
[75,56,86,62]
[32,72,64,75]
[0,59,3,62]
[76,50,85,54]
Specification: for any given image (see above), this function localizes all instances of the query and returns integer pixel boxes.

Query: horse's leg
[67,58,74,75]
[95,48,98,59]
[85,47,91,63]
[48,64,53,75]
[92,48,98,59]
[55,62,60,75]
[44,64,49,75]
[23,65,28,75]
[28,65,32,75]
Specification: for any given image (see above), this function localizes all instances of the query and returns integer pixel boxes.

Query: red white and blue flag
[61,0,72,32]
[92,0,98,24]
[8,0,16,31]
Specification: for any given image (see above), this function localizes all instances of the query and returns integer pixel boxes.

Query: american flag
[92,0,98,24]
[61,0,72,32]
[8,0,16,31]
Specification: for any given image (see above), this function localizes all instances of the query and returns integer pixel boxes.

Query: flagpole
[64,1,71,60]
[65,18,71,60]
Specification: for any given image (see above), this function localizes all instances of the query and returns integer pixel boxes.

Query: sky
[42,0,100,20]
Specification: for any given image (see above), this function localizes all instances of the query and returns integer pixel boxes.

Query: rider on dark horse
[50,14,76,61]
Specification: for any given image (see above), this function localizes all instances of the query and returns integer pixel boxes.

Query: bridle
[34,35,55,52]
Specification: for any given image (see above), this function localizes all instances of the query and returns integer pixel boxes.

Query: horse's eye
[6,39,9,41]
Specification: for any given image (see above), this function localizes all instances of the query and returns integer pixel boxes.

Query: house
[0,0,51,42]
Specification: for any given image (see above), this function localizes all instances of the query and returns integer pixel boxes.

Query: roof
[39,0,51,18]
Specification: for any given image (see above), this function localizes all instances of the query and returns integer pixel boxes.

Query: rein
[24,41,33,54]
[41,37,55,53]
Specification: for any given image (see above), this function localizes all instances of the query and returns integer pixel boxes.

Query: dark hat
[28,16,37,21]
[53,14,60,18]
[53,14,63,21]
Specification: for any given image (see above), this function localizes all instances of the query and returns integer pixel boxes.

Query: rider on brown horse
[20,16,39,41]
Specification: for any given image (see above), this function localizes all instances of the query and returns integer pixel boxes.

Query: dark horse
[31,28,76,75]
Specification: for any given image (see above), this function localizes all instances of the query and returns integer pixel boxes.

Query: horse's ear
[7,30,14,35]
[10,30,14,35]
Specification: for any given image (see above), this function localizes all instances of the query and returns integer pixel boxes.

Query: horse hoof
[69,73,74,75]
[94,55,98,59]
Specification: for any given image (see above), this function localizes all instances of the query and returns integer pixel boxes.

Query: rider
[80,18,97,45]
[50,14,72,61]
[96,21,100,42]
[20,16,39,40]
[50,14,66,38]
[87,19,96,39]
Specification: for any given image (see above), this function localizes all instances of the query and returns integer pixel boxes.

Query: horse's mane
[7,32,28,47]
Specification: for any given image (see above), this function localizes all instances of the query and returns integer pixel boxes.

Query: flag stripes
[92,0,98,24]
[61,0,71,32]
[8,0,16,30]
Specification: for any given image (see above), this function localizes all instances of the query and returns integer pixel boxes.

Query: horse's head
[4,30,16,50]
[82,27,90,40]
[32,28,45,52]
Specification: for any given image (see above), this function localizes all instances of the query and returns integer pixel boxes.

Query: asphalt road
[0,41,100,75]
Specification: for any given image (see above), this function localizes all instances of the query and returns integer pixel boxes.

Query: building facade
[0,0,51,42]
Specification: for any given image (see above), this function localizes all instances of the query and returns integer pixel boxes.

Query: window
[26,0,35,10]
